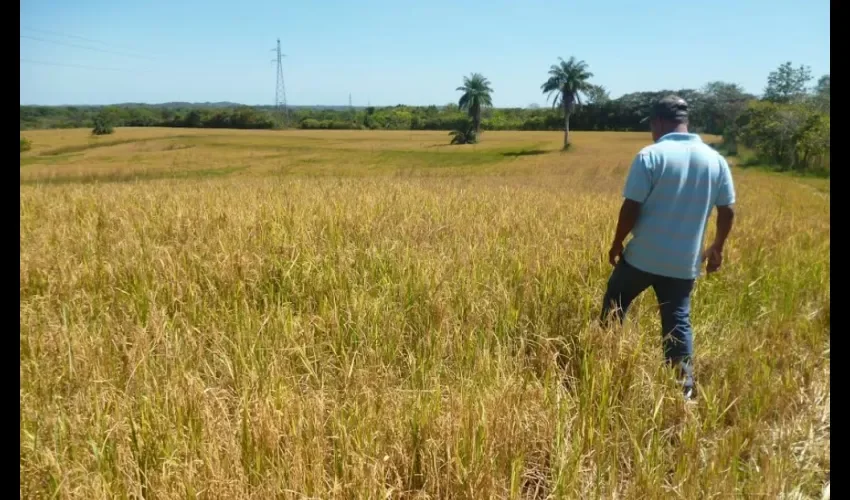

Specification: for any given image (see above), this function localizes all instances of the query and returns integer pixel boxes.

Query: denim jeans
[600,258,695,390]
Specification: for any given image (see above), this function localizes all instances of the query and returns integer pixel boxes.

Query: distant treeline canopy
[21,87,755,136]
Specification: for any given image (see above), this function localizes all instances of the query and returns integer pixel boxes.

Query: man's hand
[703,243,723,273]
[609,240,624,266]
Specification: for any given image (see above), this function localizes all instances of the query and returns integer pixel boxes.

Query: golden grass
[20,128,657,182]
[20,128,829,498]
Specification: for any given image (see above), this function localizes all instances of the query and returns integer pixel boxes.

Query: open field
[20,129,829,498]
[20,128,660,183]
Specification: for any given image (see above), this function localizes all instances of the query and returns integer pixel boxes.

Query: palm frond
[456,72,495,118]
[541,76,561,94]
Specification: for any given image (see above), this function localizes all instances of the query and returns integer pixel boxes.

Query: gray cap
[641,95,689,123]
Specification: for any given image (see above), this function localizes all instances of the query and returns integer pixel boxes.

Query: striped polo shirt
[622,132,736,280]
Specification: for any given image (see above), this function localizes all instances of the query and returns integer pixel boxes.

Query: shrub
[20,137,32,152]
[92,117,114,136]
[449,119,477,145]
[300,118,321,129]
[735,100,829,172]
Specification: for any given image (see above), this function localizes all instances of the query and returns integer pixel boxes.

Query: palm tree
[541,57,594,149]
[457,73,494,142]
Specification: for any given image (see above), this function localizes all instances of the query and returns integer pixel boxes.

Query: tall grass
[20,130,829,498]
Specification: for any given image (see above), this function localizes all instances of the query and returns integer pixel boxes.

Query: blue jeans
[600,258,695,390]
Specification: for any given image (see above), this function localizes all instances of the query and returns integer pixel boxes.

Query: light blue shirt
[622,132,736,280]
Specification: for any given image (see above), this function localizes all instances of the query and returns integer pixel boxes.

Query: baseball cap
[640,95,689,123]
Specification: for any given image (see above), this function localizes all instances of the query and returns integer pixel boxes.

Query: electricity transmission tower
[271,39,288,127]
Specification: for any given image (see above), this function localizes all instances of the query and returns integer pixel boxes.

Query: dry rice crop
[20,128,829,498]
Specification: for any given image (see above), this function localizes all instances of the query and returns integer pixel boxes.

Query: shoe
[683,386,696,401]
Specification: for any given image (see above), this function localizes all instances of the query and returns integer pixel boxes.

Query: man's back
[622,132,736,280]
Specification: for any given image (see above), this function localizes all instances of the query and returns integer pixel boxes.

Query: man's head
[642,95,689,141]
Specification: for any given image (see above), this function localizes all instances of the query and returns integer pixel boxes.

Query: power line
[20,25,145,53]
[20,58,133,72]
[20,34,153,59]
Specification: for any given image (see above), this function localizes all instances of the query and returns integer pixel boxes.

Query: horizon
[16,91,740,109]
[21,0,829,107]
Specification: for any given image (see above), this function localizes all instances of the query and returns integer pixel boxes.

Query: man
[601,95,736,399]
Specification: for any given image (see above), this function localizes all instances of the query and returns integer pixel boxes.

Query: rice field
[20,128,829,498]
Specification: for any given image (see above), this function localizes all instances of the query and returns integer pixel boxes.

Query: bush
[734,100,829,173]
[449,120,477,145]
[300,118,321,129]
[20,137,32,152]
[92,117,114,135]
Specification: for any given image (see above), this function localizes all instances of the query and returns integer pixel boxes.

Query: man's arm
[705,159,736,272]
[613,199,642,247]
[713,159,736,250]
[609,153,651,265]
[712,205,735,251]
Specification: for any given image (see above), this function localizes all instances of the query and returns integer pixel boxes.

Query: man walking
[601,95,736,399]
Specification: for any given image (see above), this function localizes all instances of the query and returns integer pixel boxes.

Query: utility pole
[270,39,288,127]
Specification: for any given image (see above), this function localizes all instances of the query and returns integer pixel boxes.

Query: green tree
[794,112,830,171]
[541,56,594,149]
[92,110,115,135]
[184,110,203,128]
[812,74,830,112]
[92,118,114,135]
[585,84,610,104]
[701,81,754,137]
[764,61,812,103]
[814,74,829,97]
[735,100,829,173]
[456,73,494,142]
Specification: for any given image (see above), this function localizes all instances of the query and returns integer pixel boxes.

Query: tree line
[21,59,828,173]
[19,87,757,136]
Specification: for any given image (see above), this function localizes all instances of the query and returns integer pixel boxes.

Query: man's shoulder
[633,143,673,167]
[632,144,660,165]
[639,139,726,162]
[636,143,659,156]
[636,140,686,157]
[692,141,726,158]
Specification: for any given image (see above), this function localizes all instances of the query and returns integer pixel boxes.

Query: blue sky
[20,0,830,106]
